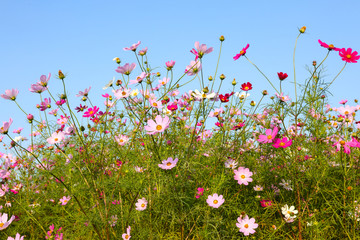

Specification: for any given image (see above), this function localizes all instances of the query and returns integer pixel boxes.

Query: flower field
[0,27,359,239]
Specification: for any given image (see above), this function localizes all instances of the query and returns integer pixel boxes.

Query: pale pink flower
[113,88,131,99]
[115,135,129,146]
[123,41,141,51]
[144,115,170,135]
[7,232,25,240]
[76,86,91,97]
[158,157,178,170]
[159,77,170,86]
[59,196,71,205]
[38,73,51,87]
[149,99,163,109]
[258,127,278,143]
[135,198,147,211]
[191,41,213,60]
[116,63,136,75]
[0,213,15,230]
[236,215,258,236]
[1,89,19,101]
[129,72,148,85]
[122,226,131,240]
[234,167,253,185]
[47,132,65,145]
[206,193,225,208]
[138,47,148,56]
[185,60,201,76]
[275,92,291,102]
[0,118,13,134]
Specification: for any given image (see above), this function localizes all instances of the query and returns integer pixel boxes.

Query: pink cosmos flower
[165,60,176,70]
[129,72,148,85]
[273,137,292,148]
[234,167,253,185]
[83,106,99,118]
[39,98,51,111]
[0,213,15,230]
[318,39,340,51]
[116,63,136,75]
[29,83,47,93]
[138,47,148,56]
[185,60,201,76]
[159,77,170,86]
[123,41,141,51]
[76,86,91,97]
[236,215,258,236]
[12,128,23,134]
[275,92,291,102]
[59,196,71,205]
[195,188,204,199]
[113,88,131,99]
[158,157,178,170]
[122,226,131,240]
[260,200,272,208]
[135,198,147,211]
[0,118,13,134]
[1,89,19,101]
[257,127,278,144]
[115,134,129,146]
[47,131,65,145]
[190,41,213,60]
[339,48,360,63]
[206,193,225,208]
[7,233,24,240]
[233,44,250,60]
[144,115,170,135]
[38,73,51,87]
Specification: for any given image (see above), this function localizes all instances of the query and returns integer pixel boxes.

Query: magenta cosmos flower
[0,118,13,135]
[236,215,258,236]
[234,167,253,185]
[144,115,170,135]
[123,41,141,51]
[318,39,340,51]
[1,89,19,101]
[206,193,225,208]
[190,41,213,60]
[165,60,176,70]
[122,226,131,240]
[257,126,278,143]
[83,106,99,118]
[339,48,360,63]
[116,63,136,75]
[233,44,250,60]
[273,137,292,148]
[158,157,178,170]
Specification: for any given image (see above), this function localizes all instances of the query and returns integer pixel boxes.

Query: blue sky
[0,0,359,147]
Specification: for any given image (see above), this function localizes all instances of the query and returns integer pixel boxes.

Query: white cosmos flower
[281,204,298,219]
[103,77,115,90]
[235,91,250,99]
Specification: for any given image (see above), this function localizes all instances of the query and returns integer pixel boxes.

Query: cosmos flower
[339,48,360,63]
[135,198,147,211]
[122,226,131,240]
[234,167,253,185]
[158,157,178,170]
[206,193,225,208]
[236,215,258,236]
[144,115,170,135]
[123,41,141,51]
[233,44,250,60]
[1,89,19,101]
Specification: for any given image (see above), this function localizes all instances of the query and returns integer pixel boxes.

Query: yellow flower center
[241,175,246,179]
[213,200,218,204]
[240,50,245,55]
[166,162,172,166]
[244,87,248,90]
[156,125,163,131]
[153,103,158,106]
[89,111,93,115]
[347,54,352,59]
[0,223,4,227]
[125,235,129,239]
[122,91,126,96]
[54,138,58,142]
[329,44,334,48]
[244,224,249,228]
[267,135,272,139]
[141,203,145,207]
[279,142,285,146]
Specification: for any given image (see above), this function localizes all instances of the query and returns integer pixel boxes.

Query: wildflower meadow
[1,27,360,239]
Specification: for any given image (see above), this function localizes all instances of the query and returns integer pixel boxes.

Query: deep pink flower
[83,106,99,118]
[39,98,51,111]
[165,60,176,70]
[273,137,292,148]
[190,41,213,60]
[277,72,288,80]
[1,89,19,101]
[123,41,141,51]
[233,44,250,60]
[318,39,340,51]
[258,127,278,143]
[260,200,272,208]
[339,48,360,63]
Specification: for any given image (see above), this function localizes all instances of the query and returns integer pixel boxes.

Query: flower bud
[27,114,34,123]
[82,97,87,102]
[219,74,226,80]
[80,126,85,131]
[232,78,237,85]
[262,90,268,95]
[312,61,317,66]
[208,76,213,81]
[60,94,67,100]
[219,35,225,42]
[116,80,122,86]
[58,70,65,80]
[203,87,209,93]
[156,72,161,77]
[299,26,306,33]
[113,57,121,64]
[250,101,256,106]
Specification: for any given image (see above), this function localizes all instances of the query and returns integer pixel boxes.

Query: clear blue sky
[1,0,359,147]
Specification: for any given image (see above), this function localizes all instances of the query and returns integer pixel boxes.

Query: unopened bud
[82,97,87,102]
[60,94,67,100]
[113,57,121,64]
[219,35,225,42]
[299,26,306,33]
[250,101,256,106]
[203,87,209,93]
[208,76,213,81]
[80,126,85,131]
[58,70,65,80]
[27,114,34,123]
[232,78,237,85]
[156,72,161,77]
[321,95,326,99]
[312,61,317,66]
[219,74,226,80]
[262,90,268,95]
[355,99,358,103]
